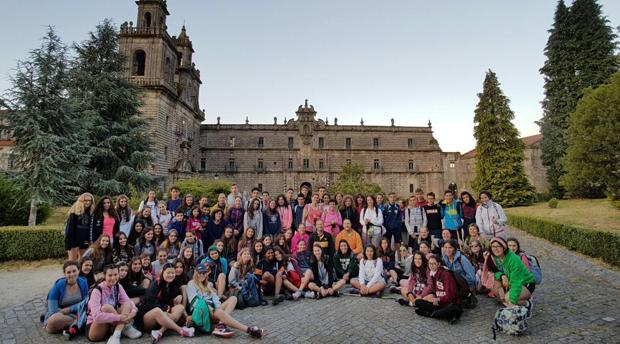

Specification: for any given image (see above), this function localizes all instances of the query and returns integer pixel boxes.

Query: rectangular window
[288,137,294,149]
[373,137,379,149]
[257,183,263,192]
[228,159,235,171]
[229,136,236,147]
[408,138,415,149]
[257,137,264,148]
[410,184,414,193]
[408,160,414,170]
[200,157,206,171]
[257,159,264,169]
[303,159,310,170]
[288,159,293,170]
[449,162,455,168]
[346,159,351,165]
[345,137,352,149]
[318,137,325,149]
[319,159,325,169]
[373,159,380,170]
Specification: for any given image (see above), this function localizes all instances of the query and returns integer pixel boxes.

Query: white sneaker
[304,291,315,299]
[106,334,120,344]
[122,324,142,339]
[292,291,302,300]
[151,330,163,342]
[179,326,195,337]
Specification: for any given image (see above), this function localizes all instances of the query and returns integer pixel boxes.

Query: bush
[548,198,559,208]
[0,174,52,226]
[176,178,232,205]
[507,214,620,267]
[0,225,65,261]
[536,192,551,202]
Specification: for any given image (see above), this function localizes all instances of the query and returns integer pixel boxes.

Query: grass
[44,206,69,226]
[506,198,620,233]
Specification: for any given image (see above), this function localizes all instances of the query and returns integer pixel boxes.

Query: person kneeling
[187,263,264,338]
[87,264,141,344]
[414,255,463,324]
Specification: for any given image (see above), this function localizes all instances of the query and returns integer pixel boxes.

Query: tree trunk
[28,198,37,226]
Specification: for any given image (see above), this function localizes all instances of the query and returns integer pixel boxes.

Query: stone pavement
[1,227,619,344]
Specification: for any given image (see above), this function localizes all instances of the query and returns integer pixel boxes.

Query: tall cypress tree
[70,19,156,195]
[539,0,618,198]
[0,27,83,225]
[473,70,535,207]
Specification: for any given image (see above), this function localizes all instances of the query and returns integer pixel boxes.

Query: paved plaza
[1,227,619,344]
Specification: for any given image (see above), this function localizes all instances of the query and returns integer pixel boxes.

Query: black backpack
[446,262,478,309]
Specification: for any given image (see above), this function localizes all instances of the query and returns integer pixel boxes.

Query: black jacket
[311,256,334,288]
[64,212,96,250]
[339,206,360,231]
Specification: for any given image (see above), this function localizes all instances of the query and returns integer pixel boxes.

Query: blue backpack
[526,255,542,285]
[240,273,264,307]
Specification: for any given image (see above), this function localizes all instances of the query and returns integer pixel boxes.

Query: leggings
[414,300,463,320]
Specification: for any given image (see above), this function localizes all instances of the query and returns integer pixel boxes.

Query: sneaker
[272,294,285,306]
[525,299,534,318]
[284,290,293,300]
[333,290,340,297]
[179,326,195,337]
[150,330,163,343]
[122,324,142,339]
[397,298,409,306]
[389,286,400,294]
[247,326,264,338]
[62,326,78,341]
[213,324,235,338]
[106,334,121,344]
[292,290,302,300]
[304,291,315,299]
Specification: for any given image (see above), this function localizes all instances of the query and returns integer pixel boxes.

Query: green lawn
[506,199,620,233]
[44,206,69,226]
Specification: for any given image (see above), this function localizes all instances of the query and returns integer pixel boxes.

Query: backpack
[240,273,264,307]
[190,296,212,333]
[446,269,477,309]
[526,255,542,285]
[492,306,528,339]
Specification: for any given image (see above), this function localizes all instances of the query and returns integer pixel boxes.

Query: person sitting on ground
[118,261,144,305]
[251,241,264,265]
[441,239,477,291]
[350,245,386,297]
[79,257,96,288]
[398,252,428,307]
[180,231,204,264]
[113,232,134,265]
[464,223,489,253]
[377,238,398,287]
[415,227,438,253]
[291,240,316,299]
[291,223,309,256]
[466,239,487,293]
[393,246,413,286]
[200,246,229,299]
[86,264,141,343]
[237,227,256,260]
[255,246,279,296]
[261,235,273,248]
[308,243,341,298]
[186,263,264,338]
[159,230,181,262]
[332,240,359,293]
[82,234,114,280]
[487,237,535,316]
[127,221,144,248]
[133,228,156,261]
[507,237,530,269]
[228,248,255,291]
[151,249,168,276]
[274,233,290,255]
[172,258,190,286]
[272,247,301,305]
[44,261,90,337]
[220,227,238,263]
[135,263,195,342]
[415,255,463,324]
[335,219,364,260]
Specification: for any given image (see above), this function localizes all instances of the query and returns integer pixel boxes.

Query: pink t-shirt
[103,215,115,238]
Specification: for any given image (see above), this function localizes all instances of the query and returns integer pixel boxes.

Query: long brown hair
[90,233,113,264]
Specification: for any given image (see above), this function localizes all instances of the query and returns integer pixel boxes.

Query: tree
[176,178,232,205]
[560,71,620,200]
[0,27,82,225]
[539,0,618,197]
[70,19,156,195]
[328,163,382,196]
[472,70,535,207]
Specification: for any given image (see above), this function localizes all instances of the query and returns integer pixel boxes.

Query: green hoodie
[333,251,358,279]
[494,249,535,304]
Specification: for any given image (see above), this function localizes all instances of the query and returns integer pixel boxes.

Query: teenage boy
[167,186,182,212]
[383,192,403,250]
[424,192,442,241]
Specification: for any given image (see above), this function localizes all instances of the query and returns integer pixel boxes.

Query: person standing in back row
[423,192,442,242]
[383,192,402,250]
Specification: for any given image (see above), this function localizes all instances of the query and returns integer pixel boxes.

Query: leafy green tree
[472,70,535,207]
[177,178,232,205]
[70,19,156,195]
[0,27,83,225]
[561,71,620,200]
[0,173,52,226]
[539,0,618,197]
[328,163,382,196]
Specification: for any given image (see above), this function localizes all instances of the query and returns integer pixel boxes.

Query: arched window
[133,50,146,76]
[145,12,152,28]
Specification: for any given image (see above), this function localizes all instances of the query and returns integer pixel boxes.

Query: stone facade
[199,101,447,197]
[118,0,204,187]
[447,134,549,194]
[0,110,15,172]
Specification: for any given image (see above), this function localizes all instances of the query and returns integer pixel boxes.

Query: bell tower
[296,99,317,145]
[136,0,169,30]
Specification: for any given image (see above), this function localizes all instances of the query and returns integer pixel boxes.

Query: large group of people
[46,182,538,343]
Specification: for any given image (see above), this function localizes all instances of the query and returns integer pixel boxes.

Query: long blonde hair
[192,266,217,294]
[67,193,95,217]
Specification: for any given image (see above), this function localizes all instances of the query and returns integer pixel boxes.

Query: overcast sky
[1,0,619,152]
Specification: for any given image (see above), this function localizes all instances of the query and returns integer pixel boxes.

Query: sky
[1,0,619,152]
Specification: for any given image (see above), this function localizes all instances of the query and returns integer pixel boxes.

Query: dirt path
[0,261,62,309]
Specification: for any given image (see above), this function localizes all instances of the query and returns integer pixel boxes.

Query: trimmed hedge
[0,225,65,261]
[508,214,620,267]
